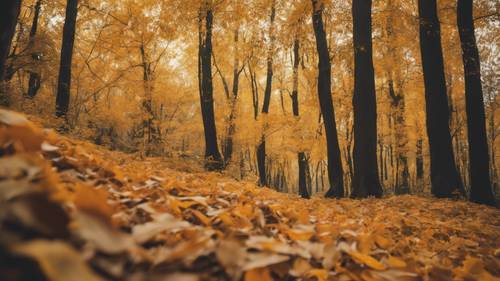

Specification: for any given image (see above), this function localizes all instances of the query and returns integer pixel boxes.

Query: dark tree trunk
[55,0,78,117]
[311,0,344,198]
[199,4,223,171]
[417,0,463,198]
[384,147,389,181]
[291,39,310,199]
[351,0,382,198]
[257,2,276,187]
[248,65,259,120]
[27,0,42,98]
[416,138,424,180]
[0,0,22,99]
[457,0,496,206]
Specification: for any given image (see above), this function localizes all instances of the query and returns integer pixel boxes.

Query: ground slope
[0,109,499,281]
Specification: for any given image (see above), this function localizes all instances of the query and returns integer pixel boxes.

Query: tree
[55,0,78,117]
[199,1,223,171]
[311,0,344,198]
[219,27,245,166]
[257,0,276,186]
[27,0,43,98]
[457,0,496,206]
[291,38,310,199]
[0,0,22,84]
[417,0,463,198]
[351,0,382,198]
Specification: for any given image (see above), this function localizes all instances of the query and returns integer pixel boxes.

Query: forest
[0,0,499,280]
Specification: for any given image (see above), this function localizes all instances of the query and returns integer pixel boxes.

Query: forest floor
[0,108,499,281]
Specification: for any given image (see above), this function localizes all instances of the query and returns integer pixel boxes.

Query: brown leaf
[13,240,104,281]
[72,210,132,254]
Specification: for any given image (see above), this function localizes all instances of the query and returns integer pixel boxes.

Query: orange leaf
[244,267,273,281]
[349,251,387,270]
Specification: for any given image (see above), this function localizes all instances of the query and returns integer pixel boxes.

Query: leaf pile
[0,109,499,281]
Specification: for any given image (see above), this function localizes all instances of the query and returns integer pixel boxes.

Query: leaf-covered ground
[0,109,499,281]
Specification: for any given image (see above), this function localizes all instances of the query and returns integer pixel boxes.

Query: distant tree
[27,0,43,98]
[417,0,463,197]
[351,0,382,198]
[221,27,245,166]
[257,0,276,186]
[0,0,22,85]
[55,0,78,117]
[311,0,344,198]
[457,0,496,206]
[198,1,223,171]
[291,38,310,199]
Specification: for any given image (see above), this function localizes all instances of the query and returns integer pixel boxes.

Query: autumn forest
[0,0,499,280]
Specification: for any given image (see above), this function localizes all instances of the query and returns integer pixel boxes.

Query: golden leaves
[0,109,45,153]
[349,250,387,270]
[1,110,499,281]
[454,256,500,281]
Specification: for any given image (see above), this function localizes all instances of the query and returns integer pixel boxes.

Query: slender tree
[223,28,245,166]
[257,0,276,186]
[55,0,78,117]
[457,0,496,206]
[311,0,344,198]
[351,0,382,198]
[417,0,463,198]
[0,0,22,83]
[291,38,310,199]
[388,80,410,194]
[27,0,43,98]
[199,2,223,171]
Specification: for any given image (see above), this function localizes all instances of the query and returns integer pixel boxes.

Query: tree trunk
[0,0,21,80]
[199,4,223,171]
[388,80,410,194]
[257,1,276,187]
[140,44,160,156]
[457,0,496,206]
[351,0,382,198]
[417,0,463,198]
[311,0,344,198]
[378,140,384,183]
[55,0,78,117]
[223,28,242,165]
[27,0,42,98]
[291,39,310,199]
[0,0,22,105]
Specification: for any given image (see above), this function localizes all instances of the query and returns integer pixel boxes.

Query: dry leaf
[14,240,104,281]
[244,267,273,281]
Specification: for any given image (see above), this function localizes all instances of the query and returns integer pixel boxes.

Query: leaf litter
[0,109,499,281]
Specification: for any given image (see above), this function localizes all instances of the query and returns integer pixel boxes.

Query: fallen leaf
[244,267,273,281]
[14,240,104,281]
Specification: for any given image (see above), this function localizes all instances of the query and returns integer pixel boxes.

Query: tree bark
[417,0,463,198]
[311,0,344,198]
[27,0,42,98]
[291,39,310,199]
[0,0,22,105]
[257,1,276,187]
[199,3,223,171]
[457,0,496,206]
[351,0,382,198]
[55,0,78,117]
